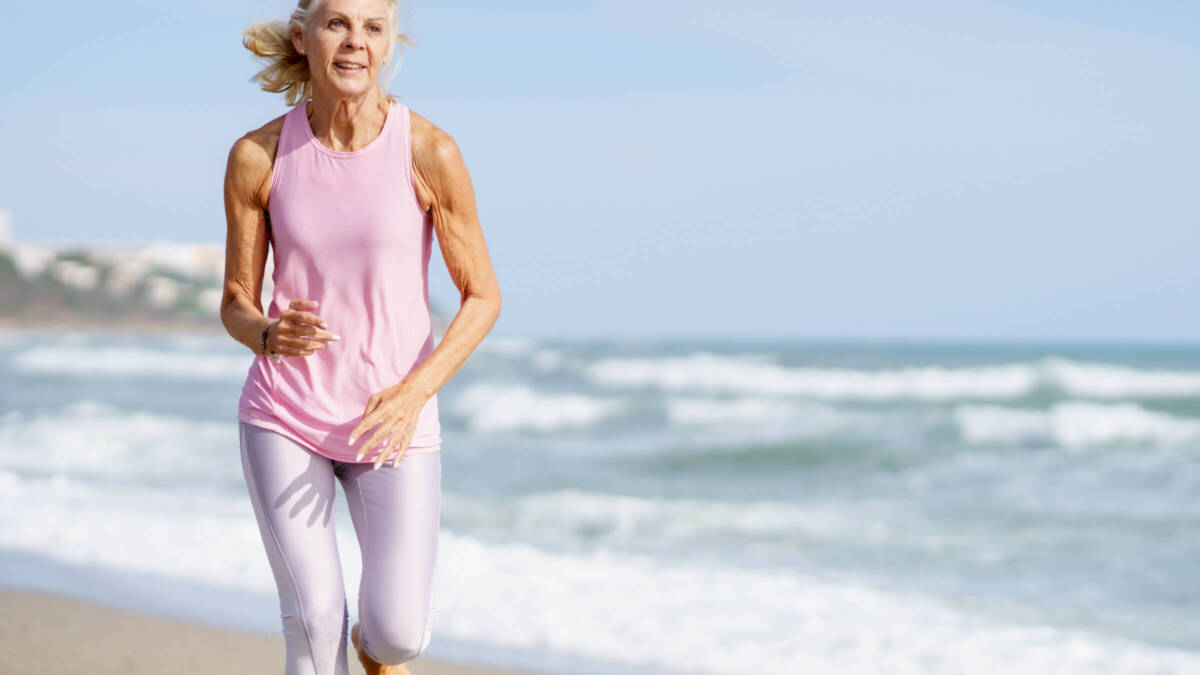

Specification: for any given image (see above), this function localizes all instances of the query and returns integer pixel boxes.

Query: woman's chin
[323,79,374,99]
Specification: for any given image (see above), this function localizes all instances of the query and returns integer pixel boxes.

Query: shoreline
[0,314,452,337]
[0,585,540,675]
[0,316,226,335]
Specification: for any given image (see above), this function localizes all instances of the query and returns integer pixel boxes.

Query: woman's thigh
[239,422,349,672]
[336,451,442,662]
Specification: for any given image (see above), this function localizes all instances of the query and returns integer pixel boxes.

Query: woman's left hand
[348,382,429,469]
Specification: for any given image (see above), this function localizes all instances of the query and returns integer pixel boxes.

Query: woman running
[220,0,501,673]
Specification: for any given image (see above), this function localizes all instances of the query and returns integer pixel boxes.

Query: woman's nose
[344,28,367,50]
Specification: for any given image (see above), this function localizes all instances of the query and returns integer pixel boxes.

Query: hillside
[0,238,449,334]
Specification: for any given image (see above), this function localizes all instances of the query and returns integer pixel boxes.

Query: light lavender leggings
[239,421,442,675]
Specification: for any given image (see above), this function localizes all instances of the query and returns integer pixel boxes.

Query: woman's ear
[291,26,306,55]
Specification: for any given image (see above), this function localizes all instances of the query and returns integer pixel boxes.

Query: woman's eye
[369,25,381,33]
[329,19,344,28]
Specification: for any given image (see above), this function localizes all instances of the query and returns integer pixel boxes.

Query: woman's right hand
[266,298,340,357]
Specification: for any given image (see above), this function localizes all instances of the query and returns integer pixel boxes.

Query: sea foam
[9,344,251,381]
[0,399,237,484]
[450,382,626,432]
[585,353,1200,401]
[4,469,1195,674]
[954,401,1200,449]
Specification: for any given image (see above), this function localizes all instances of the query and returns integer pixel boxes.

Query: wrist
[402,372,437,400]
[259,318,276,355]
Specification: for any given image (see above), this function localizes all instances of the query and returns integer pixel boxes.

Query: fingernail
[348,435,357,445]
[332,334,341,340]
[319,321,327,328]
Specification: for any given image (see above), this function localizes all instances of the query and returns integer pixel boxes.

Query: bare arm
[219,127,336,357]
[349,111,502,465]
[220,132,274,353]
[402,111,503,397]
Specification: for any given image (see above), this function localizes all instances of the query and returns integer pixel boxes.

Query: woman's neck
[305,89,389,152]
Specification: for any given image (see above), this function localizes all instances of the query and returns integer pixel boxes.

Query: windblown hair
[242,0,413,106]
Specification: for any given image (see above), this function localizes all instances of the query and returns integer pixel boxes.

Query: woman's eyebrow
[325,10,386,22]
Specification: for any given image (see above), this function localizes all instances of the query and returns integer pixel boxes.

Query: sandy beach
[0,586,539,675]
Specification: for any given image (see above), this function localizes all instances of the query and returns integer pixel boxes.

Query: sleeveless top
[237,97,442,462]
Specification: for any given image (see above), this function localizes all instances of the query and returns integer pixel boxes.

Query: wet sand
[0,586,539,675]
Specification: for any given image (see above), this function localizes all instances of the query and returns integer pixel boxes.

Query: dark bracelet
[260,318,277,355]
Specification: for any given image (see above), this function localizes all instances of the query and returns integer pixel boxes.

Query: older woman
[220,0,501,672]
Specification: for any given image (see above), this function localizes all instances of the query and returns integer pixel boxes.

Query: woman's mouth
[334,62,366,73]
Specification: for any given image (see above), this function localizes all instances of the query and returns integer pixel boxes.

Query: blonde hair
[242,0,413,106]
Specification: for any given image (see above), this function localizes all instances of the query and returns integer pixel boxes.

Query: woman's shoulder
[405,107,468,210]
[226,112,288,207]
[406,108,460,164]
[406,107,468,186]
[231,112,287,166]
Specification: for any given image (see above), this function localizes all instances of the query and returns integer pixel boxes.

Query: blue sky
[1,0,1197,341]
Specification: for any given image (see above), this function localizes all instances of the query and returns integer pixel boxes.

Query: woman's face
[294,0,392,99]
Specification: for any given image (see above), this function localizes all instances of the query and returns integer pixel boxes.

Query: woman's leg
[337,450,442,666]
[239,421,351,675]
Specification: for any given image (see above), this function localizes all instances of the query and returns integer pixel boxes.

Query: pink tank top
[237,97,441,462]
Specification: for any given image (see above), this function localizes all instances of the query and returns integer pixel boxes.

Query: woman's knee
[362,610,433,665]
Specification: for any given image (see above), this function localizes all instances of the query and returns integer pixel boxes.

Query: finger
[268,331,304,357]
[360,399,394,436]
[282,306,316,323]
[363,393,383,418]
[374,444,391,470]
[278,335,320,352]
[349,416,373,449]
[376,433,404,470]
[359,427,391,462]
[373,432,398,469]
[295,325,340,344]
[351,429,377,461]
[272,318,293,341]
[390,443,410,467]
[275,323,327,346]
[283,309,326,327]
[289,324,334,345]
[382,426,413,468]
[350,407,381,444]
[357,425,386,451]
[351,413,381,459]
[303,329,340,343]
[284,298,323,324]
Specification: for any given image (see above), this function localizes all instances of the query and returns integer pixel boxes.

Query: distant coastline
[0,314,227,334]
[0,229,449,335]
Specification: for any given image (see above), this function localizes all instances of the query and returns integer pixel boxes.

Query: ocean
[2,328,1200,674]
